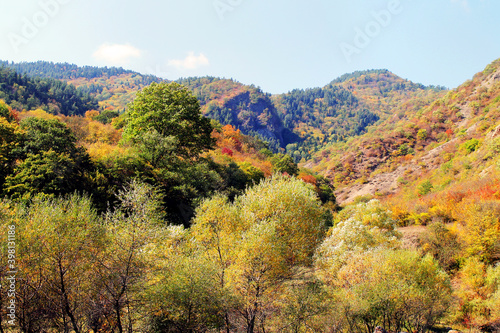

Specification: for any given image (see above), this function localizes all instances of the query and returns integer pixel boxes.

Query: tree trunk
[58,260,80,333]
[115,300,123,333]
[247,314,256,333]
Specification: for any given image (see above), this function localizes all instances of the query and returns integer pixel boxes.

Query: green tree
[418,180,433,196]
[272,154,299,176]
[4,116,95,200]
[17,117,81,157]
[463,138,481,154]
[0,117,23,187]
[4,150,79,199]
[0,101,17,123]
[123,82,215,160]
[417,128,428,141]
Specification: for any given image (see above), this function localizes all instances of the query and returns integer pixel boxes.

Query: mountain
[310,58,500,204]
[0,61,444,154]
[0,66,98,116]
[0,61,163,114]
[177,77,293,151]
[273,69,446,161]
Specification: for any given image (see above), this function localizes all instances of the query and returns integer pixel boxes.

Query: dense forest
[0,60,500,333]
[0,67,98,116]
[0,60,154,82]
[0,61,446,159]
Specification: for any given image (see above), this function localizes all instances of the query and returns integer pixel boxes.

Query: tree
[0,117,23,187]
[147,252,227,333]
[0,101,17,123]
[4,116,95,200]
[4,150,79,199]
[330,249,452,333]
[272,154,299,176]
[191,175,327,332]
[94,180,165,333]
[420,222,462,272]
[455,200,500,263]
[315,200,401,283]
[10,195,103,332]
[123,82,215,160]
[17,117,80,157]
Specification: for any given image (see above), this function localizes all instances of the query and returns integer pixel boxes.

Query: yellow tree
[191,175,327,333]
[190,194,240,333]
[454,200,500,263]
[320,249,451,333]
[13,195,103,332]
[93,180,164,333]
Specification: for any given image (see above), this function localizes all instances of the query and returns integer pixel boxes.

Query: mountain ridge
[2,60,445,156]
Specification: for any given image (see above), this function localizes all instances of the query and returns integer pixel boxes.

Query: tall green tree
[0,117,23,187]
[123,82,215,161]
[17,117,81,157]
[3,116,94,199]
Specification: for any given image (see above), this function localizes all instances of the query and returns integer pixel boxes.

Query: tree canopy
[123,82,215,159]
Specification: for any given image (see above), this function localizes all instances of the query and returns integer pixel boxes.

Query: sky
[1,0,500,94]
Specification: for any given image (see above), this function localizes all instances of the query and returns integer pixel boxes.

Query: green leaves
[4,150,76,199]
[0,116,24,185]
[3,116,95,200]
[123,82,215,160]
[18,116,79,157]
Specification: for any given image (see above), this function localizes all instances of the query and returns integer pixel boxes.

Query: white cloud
[92,43,142,65]
[167,52,210,71]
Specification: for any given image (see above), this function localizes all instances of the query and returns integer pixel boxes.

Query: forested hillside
[0,66,98,116]
[1,61,445,156]
[308,58,500,204]
[178,77,294,151]
[1,58,500,332]
[274,70,447,161]
[0,60,136,80]
[0,61,163,114]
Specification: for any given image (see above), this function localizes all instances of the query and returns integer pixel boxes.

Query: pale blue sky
[1,0,499,93]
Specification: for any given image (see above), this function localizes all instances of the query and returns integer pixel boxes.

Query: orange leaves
[208,124,273,176]
[298,173,317,186]
[85,110,100,120]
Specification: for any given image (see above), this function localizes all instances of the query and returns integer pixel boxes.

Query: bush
[320,249,452,333]
[462,138,481,154]
[418,180,434,196]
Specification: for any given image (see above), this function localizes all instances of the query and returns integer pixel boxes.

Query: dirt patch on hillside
[398,225,427,249]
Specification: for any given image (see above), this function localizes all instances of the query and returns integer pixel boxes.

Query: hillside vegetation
[1,61,444,156]
[0,66,98,116]
[1,59,500,332]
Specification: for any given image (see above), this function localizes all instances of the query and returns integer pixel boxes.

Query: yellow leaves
[86,120,121,144]
[453,199,500,263]
[19,109,59,121]
[85,110,100,119]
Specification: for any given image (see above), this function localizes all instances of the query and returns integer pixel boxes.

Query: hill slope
[274,69,446,161]
[0,66,98,115]
[0,60,448,156]
[313,58,500,204]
